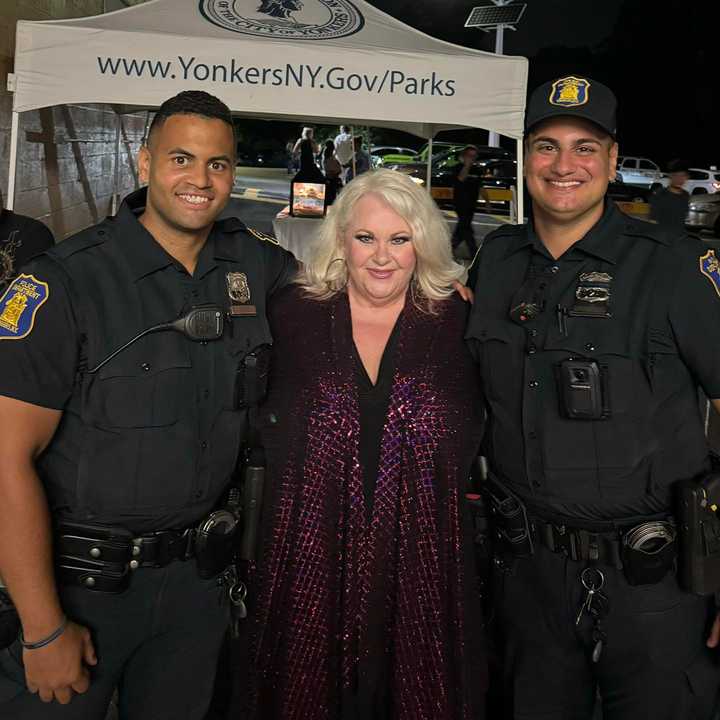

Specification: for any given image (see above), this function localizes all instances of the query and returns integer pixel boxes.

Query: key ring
[229,581,247,607]
[580,567,605,592]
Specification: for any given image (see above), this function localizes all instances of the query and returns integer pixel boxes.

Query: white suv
[685,168,720,195]
[616,156,664,190]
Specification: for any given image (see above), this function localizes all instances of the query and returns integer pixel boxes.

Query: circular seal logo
[200,0,364,40]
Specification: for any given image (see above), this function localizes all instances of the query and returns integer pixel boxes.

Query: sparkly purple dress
[244,284,487,720]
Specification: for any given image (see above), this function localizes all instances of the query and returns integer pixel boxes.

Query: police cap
[525,75,617,138]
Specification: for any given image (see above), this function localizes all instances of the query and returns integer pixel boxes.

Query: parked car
[370,145,418,169]
[607,179,651,203]
[378,141,461,167]
[684,167,720,195]
[389,144,513,172]
[391,150,517,211]
[686,193,720,235]
[616,156,664,190]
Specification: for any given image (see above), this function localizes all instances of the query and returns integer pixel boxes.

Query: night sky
[366,0,718,169]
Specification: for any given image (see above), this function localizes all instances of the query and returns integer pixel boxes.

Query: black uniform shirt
[650,187,690,235]
[466,202,720,522]
[0,188,297,533]
[0,209,54,292]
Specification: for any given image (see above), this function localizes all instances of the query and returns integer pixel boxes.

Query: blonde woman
[243,169,487,720]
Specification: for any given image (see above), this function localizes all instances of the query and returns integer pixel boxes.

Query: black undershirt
[353,320,402,519]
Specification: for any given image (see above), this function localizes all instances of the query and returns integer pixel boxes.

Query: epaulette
[46,223,109,260]
[620,216,673,246]
[246,226,280,246]
[483,221,527,244]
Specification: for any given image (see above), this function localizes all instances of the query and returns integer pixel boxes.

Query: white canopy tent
[8,0,528,218]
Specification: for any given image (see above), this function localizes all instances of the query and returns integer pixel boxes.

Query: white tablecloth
[272,214,323,264]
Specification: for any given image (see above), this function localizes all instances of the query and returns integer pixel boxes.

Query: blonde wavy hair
[299,169,464,312]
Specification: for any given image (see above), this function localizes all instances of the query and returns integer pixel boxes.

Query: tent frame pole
[7,111,20,211]
[515,137,524,225]
[425,135,433,191]
[112,112,122,216]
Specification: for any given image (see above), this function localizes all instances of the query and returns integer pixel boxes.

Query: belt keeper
[183,529,196,561]
[569,532,579,561]
[542,523,556,552]
[588,533,600,563]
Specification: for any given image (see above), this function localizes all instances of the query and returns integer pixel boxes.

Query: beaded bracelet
[20,616,68,650]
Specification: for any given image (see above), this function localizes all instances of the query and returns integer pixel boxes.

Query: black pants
[490,543,720,720]
[0,559,228,719]
[451,206,477,257]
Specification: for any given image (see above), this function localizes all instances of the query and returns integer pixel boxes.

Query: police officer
[467,76,720,719]
[0,91,296,718]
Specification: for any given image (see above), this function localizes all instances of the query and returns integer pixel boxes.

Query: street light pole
[488,0,511,147]
[466,1,525,145]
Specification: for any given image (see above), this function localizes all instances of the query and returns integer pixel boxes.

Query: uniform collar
[504,201,628,265]
[112,188,244,280]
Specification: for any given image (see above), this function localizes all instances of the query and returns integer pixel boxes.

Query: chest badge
[568,271,612,318]
[699,250,720,298]
[226,271,257,317]
[0,273,49,341]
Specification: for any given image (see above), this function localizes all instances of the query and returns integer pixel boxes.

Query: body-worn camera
[556,358,609,420]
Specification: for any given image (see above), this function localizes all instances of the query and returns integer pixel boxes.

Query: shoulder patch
[699,249,720,298]
[0,273,50,340]
[246,227,280,246]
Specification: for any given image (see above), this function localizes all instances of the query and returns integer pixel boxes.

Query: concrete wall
[0,1,147,240]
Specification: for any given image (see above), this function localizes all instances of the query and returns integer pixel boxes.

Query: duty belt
[55,521,197,593]
[533,519,624,567]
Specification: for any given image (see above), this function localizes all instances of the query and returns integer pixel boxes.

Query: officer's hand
[452,280,474,304]
[23,621,97,704]
[706,612,720,648]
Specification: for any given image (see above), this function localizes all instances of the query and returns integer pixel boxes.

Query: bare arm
[0,395,95,703]
[0,396,63,638]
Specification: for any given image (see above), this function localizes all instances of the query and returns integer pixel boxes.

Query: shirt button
[533,480,542,487]
[200,440,208,450]
[203,389,210,399]
[195,490,203,499]
[141,362,151,372]
[527,345,537,355]
[585,343,595,352]
[550,265,559,274]
[529,431,538,439]
[529,329,538,338]
[528,380,539,389]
